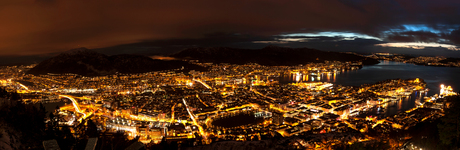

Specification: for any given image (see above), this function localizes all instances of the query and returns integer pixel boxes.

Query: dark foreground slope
[172,45,379,66]
[27,48,206,76]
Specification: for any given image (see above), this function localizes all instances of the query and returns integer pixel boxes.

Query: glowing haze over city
[1,0,460,150]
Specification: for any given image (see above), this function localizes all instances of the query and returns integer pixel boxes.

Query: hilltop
[27,48,206,76]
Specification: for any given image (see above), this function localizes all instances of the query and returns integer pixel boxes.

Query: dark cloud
[94,33,273,55]
[34,0,55,4]
[0,0,460,57]
[443,28,460,45]
[387,35,415,42]
[387,31,440,42]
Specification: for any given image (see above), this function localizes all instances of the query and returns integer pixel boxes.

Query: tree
[86,119,99,138]
[0,87,7,98]
[56,126,76,149]
[95,131,136,150]
[438,95,460,147]
[10,91,21,100]
[348,142,366,150]
[0,89,47,149]
[169,141,179,150]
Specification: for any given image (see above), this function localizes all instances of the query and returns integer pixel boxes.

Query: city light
[1,60,454,149]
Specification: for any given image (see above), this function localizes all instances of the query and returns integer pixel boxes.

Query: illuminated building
[272,112,284,125]
[440,84,456,96]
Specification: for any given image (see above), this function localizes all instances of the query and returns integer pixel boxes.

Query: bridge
[193,79,212,89]
[59,95,87,122]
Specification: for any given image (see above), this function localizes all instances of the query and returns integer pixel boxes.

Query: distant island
[368,53,460,67]
[172,45,379,66]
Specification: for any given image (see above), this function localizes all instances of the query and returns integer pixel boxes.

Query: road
[59,95,87,122]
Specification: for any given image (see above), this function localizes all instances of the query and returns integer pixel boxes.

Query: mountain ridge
[27,48,207,76]
[171,45,379,66]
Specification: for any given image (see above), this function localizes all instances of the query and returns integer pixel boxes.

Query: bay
[280,60,460,116]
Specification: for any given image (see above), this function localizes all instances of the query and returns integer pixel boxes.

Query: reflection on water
[280,72,338,83]
[334,60,460,96]
[280,60,460,116]
[366,91,426,117]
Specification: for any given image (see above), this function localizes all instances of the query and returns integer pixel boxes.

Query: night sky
[2,0,460,64]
